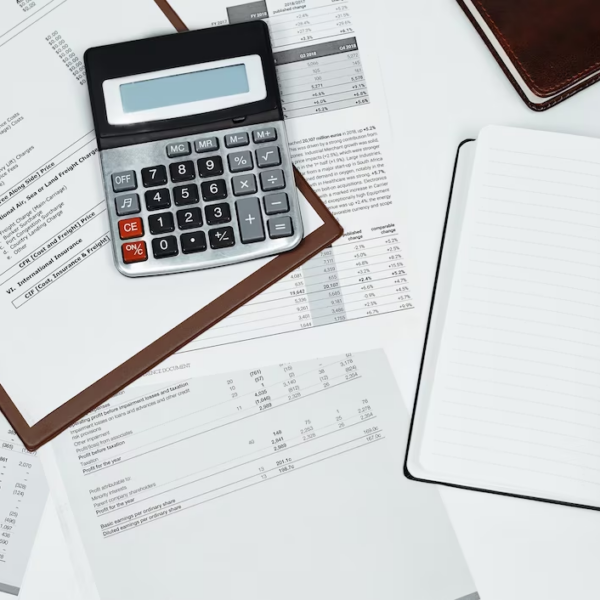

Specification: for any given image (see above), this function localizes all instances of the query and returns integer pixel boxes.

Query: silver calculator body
[85,22,303,277]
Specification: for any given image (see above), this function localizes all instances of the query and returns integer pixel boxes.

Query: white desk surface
[379,1,600,599]
[16,1,600,598]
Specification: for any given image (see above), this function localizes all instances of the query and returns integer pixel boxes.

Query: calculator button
[236,197,265,244]
[232,174,257,196]
[197,156,224,178]
[173,184,200,206]
[224,132,249,148]
[209,226,236,249]
[112,171,137,193]
[260,169,286,192]
[256,146,281,169]
[118,217,144,240]
[148,212,175,235]
[166,141,191,158]
[181,231,207,254]
[114,193,140,216]
[141,165,167,187]
[195,137,219,153]
[145,188,171,211]
[268,216,294,239]
[252,127,277,143]
[228,151,253,173]
[205,203,231,225]
[201,179,227,201]
[264,193,289,215]
[122,241,147,263]
[152,236,179,259]
[170,161,195,183]
[177,207,203,230]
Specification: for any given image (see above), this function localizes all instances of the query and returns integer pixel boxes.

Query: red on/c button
[118,217,144,240]
[122,241,148,264]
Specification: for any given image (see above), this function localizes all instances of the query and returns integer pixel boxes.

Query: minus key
[263,192,289,215]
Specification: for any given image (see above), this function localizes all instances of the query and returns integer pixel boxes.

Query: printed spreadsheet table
[226,1,370,119]
[189,223,414,350]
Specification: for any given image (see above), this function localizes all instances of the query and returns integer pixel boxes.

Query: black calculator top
[85,21,282,150]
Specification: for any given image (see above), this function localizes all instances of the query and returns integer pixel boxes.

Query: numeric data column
[302,247,347,326]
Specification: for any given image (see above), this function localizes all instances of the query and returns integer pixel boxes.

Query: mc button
[118,217,144,240]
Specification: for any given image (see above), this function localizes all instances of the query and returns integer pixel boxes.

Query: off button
[111,170,137,192]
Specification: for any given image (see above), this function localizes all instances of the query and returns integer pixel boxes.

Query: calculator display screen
[119,64,249,113]
[102,55,267,126]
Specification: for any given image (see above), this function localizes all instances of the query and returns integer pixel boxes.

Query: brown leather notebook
[0,2,343,451]
[457,0,600,111]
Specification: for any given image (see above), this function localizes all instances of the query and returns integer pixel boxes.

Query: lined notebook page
[419,126,600,507]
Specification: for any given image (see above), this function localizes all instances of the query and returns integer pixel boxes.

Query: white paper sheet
[130,0,422,386]
[0,415,47,597]
[0,0,325,426]
[43,349,478,600]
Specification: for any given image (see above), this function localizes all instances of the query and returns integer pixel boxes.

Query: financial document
[0,0,327,425]
[44,349,478,600]
[0,416,47,597]
[158,0,420,365]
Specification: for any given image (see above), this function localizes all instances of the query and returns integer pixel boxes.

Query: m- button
[225,132,249,148]
[118,217,144,240]
[111,170,137,193]
[166,142,191,158]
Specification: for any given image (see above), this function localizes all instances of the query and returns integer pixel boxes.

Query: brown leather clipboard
[0,1,343,450]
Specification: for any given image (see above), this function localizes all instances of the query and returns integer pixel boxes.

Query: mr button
[118,217,144,240]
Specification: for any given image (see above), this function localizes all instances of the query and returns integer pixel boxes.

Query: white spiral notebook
[406,125,600,510]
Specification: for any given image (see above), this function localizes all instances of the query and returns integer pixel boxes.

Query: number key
[148,212,175,235]
[173,184,199,206]
[152,236,179,259]
[205,203,231,225]
[197,156,224,178]
[145,188,171,211]
[201,179,227,201]
[141,165,167,187]
[170,161,195,183]
[177,207,203,230]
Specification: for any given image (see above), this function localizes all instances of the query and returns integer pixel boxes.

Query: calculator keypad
[102,121,302,276]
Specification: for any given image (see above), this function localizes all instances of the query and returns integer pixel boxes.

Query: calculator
[85,22,303,277]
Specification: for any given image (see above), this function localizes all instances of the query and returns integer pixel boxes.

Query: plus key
[235,197,265,243]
